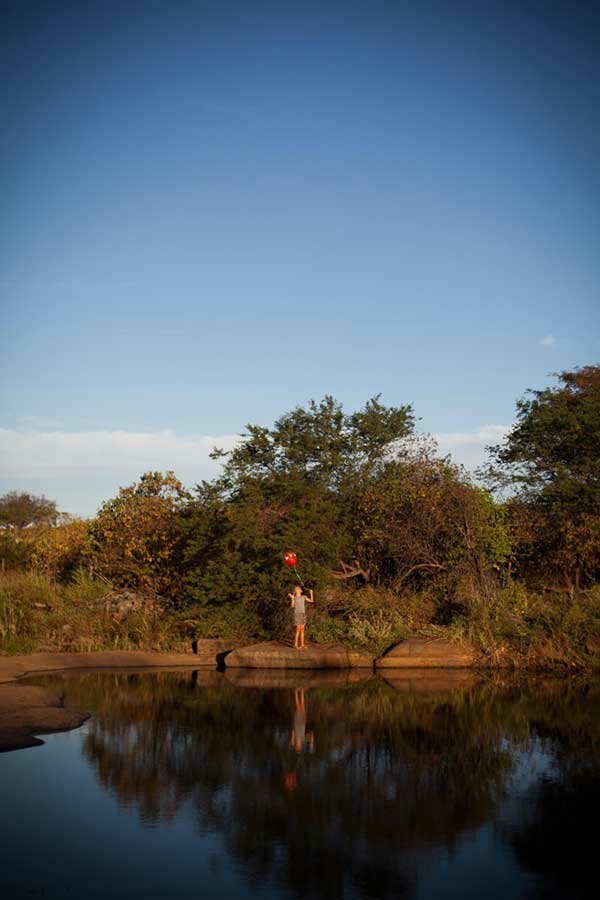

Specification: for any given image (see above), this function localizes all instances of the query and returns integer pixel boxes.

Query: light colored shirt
[293,594,307,615]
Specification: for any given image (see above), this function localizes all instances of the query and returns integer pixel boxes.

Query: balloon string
[293,566,304,586]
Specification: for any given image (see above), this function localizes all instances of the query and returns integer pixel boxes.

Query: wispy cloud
[0,428,238,477]
[540,334,557,347]
[431,424,512,469]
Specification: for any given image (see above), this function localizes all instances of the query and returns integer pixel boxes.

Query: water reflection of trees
[503,680,600,900]
[33,671,600,900]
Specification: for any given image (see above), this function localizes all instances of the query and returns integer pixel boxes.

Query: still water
[1,668,599,900]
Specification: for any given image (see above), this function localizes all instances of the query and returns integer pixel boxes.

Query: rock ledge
[0,684,89,752]
[225,641,373,669]
[376,638,475,669]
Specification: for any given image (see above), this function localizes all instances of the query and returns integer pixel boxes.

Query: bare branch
[330,558,371,581]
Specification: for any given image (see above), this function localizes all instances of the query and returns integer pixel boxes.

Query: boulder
[192,638,245,667]
[376,638,475,669]
[224,641,373,670]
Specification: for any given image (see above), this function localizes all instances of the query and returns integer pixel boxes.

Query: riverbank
[0,650,200,752]
[3,569,600,672]
[0,649,204,685]
[2,633,599,752]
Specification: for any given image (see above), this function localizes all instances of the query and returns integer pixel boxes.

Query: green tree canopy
[214,395,415,490]
[486,365,600,588]
[182,396,510,618]
[182,397,415,610]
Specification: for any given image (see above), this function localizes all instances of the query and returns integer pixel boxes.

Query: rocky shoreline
[0,639,478,751]
[0,650,201,752]
[2,635,582,752]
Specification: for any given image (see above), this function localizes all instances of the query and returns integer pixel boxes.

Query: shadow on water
[22,669,600,900]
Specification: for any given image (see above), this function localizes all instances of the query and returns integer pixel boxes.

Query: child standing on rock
[289,585,314,649]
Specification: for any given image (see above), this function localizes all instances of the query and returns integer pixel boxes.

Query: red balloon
[283,551,298,567]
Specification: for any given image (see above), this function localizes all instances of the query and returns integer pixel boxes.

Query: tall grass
[0,571,56,653]
[444,582,600,668]
[2,569,599,668]
[0,569,182,654]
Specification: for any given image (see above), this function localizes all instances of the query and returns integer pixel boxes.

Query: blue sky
[1,0,599,515]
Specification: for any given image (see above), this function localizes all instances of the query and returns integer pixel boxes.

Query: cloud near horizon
[0,423,511,482]
[0,425,512,515]
[0,428,239,476]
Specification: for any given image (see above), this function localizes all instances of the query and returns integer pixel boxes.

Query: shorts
[294,611,306,627]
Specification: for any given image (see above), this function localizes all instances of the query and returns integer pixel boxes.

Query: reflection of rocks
[0,684,88,752]
[225,640,373,669]
[225,668,373,689]
[380,669,477,693]
[376,638,475,668]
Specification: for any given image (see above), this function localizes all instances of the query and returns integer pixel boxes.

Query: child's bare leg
[299,624,305,648]
[294,625,300,648]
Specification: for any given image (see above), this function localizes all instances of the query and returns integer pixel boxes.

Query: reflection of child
[288,585,314,649]
[289,689,314,754]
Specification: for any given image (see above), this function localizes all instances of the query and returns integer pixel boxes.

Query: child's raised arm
[308,589,314,603]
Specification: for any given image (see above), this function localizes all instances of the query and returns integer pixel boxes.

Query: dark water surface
[1,668,599,900]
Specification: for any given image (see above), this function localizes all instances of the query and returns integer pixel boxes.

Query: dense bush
[29,519,91,579]
[89,471,190,599]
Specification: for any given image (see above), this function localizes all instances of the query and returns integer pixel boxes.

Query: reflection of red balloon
[283,551,298,567]
[284,771,298,791]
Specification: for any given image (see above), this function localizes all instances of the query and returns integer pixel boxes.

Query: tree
[214,394,414,489]
[0,491,57,529]
[485,366,600,589]
[90,472,190,598]
[351,453,511,596]
[182,396,415,611]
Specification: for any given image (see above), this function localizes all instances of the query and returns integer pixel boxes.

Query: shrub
[175,601,264,641]
[29,520,91,580]
[90,471,189,599]
[308,614,352,646]
[348,609,409,653]
[0,533,32,570]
